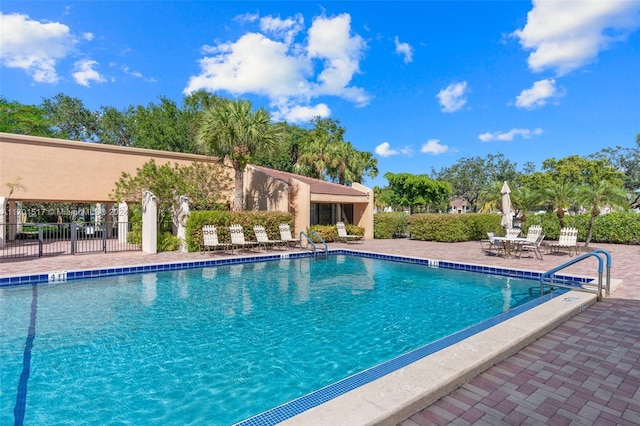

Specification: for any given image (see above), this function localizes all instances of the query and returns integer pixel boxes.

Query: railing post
[38,224,43,258]
[71,222,77,255]
[102,222,107,253]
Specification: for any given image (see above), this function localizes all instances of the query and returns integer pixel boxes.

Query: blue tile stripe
[13,283,38,426]
[236,290,564,426]
[0,250,592,288]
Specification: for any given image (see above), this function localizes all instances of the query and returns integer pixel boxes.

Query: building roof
[249,164,368,197]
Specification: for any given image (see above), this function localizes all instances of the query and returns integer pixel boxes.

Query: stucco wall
[243,167,289,212]
[0,133,232,203]
[352,182,374,240]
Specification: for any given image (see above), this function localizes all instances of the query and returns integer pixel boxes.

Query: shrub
[158,231,181,251]
[408,213,502,242]
[307,225,337,242]
[374,212,408,239]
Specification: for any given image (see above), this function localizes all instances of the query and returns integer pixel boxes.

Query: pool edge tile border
[0,249,597,426]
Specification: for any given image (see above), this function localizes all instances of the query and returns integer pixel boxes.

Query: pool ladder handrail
[299,231,328,257]
[540,248,611,301]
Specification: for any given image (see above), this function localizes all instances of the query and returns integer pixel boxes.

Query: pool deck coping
[280,290,597,425]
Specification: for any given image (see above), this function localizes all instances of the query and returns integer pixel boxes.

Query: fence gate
[0,222,141,260]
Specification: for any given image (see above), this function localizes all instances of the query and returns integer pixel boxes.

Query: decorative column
[142,191,157,254]
[0,197,6,248]
[118,202,128,243]
[7,200,17,240]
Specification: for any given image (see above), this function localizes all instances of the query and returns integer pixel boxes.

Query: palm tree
[511,186,543,224]
[576,180,628,247]
[196,99,280,212]
[543,181,578,228]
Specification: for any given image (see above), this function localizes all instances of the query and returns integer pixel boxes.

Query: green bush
[408,213,502,242]
[158,231,181,251]
[374,212,408,239]
[186,210,293,252]
[307,225,337,242]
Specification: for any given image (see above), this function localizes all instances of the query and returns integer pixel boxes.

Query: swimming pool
[2,253,559,425]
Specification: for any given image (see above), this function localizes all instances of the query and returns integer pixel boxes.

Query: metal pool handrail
[299,231,328,257]
[540,248,611,301]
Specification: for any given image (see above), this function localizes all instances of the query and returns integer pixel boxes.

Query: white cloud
[374,142,414,157]
[478,128,543,142]
[185,13,370,123]
[82,32,94,41]
[0,12,77,83]
[513,0,640,75]
[420,139,449,154]
[436,81,468,112]
[515,78,563,109]
[259,14,304,45]
[394,36,413,63]
[375,142,398,157]
[271,103,330,123]
[72,59,106,87]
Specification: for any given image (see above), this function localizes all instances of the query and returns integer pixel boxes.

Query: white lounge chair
[336,222,364,244]
[279,223,300,249]
[548,227,579,256]
[200,225,230,255]
[229,224,258,253]
[253,225,284,251]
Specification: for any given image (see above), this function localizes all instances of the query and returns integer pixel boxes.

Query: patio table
[492,236,530,258]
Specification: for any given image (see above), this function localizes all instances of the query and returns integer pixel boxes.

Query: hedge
[405,212,640,244]
[373,212,409,239]
[408,213,502,242]
[307,224,365,243]
[523,212,640,244]
[186,210,293,252]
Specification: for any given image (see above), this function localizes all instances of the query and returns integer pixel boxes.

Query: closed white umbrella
[501,181,512,229]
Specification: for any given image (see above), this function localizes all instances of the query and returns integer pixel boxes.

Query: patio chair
[279,223,301,249]
[524,225,542,243]
[481,232,505,257]
[200,225,230,255]
[336,222,364,244]
[229,224,258,254]
[516,233,545,260]
[253,225,284,251]
[505,227,522,238]
[548,227,579,256]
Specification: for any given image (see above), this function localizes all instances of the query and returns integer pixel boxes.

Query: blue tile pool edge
[235,289,567,426]
[0,249,593,288]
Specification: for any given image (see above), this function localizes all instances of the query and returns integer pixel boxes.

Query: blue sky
[2,1,639,188]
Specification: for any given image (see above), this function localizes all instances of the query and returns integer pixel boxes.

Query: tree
[326,142,378,185]
[384,172,452,213]
[196,98,281,211]
[542,181,578,228]
[433,153,519,212]
[295,117,344,179]
[42,93,99,141]
[110,159,232,218]
[576,180,628,247]
[97,105,135,146]
[252,122,305,173]
[590,139,640,205]
[130,96,196,153]
[0,97,54,136]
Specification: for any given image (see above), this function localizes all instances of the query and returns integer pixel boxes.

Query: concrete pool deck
[1,239,638,424]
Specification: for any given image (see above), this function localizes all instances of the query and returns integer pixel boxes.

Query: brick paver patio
[1,239,638,424]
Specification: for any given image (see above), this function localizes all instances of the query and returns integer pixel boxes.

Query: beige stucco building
[1,132,373,238]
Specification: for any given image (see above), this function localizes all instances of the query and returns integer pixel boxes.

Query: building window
[310,203,354,225]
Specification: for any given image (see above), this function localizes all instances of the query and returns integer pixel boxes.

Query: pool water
[1,255,540,425]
